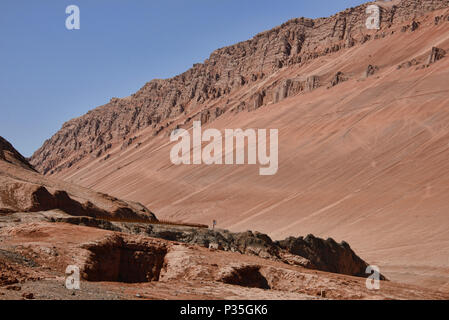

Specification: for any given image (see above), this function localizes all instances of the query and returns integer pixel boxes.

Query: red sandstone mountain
[29,0,449,292]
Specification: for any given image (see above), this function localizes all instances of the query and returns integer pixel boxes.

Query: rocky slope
[0,137,35,172]
[31,0,449,175]
[0,136,156,222]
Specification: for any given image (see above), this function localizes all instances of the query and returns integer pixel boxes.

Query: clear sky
[0,0,367,157]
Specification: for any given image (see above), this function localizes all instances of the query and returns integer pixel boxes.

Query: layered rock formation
[427,46,446,64]
[276,235,384,279]
[31,0,449,175]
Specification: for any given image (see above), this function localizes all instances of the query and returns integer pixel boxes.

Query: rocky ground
[0,216,447,300]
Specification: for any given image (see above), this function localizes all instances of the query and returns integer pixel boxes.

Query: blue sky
[0,0,367,157]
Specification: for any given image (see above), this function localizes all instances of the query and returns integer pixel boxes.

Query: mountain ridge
[30,0,449,174]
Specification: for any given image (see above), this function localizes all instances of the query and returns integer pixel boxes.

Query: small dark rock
[22,292,34,299]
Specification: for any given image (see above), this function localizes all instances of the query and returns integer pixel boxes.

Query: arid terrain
[2,0,449,299]
[4,134,446,300]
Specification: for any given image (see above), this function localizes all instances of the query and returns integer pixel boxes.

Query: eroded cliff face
[30,0,449,175]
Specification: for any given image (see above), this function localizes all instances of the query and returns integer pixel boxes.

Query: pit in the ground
[221,265,270,289]
[83,241,167,283]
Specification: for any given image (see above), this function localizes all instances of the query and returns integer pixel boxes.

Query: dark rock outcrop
[276,234,386,279]
[427,46,446,65]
